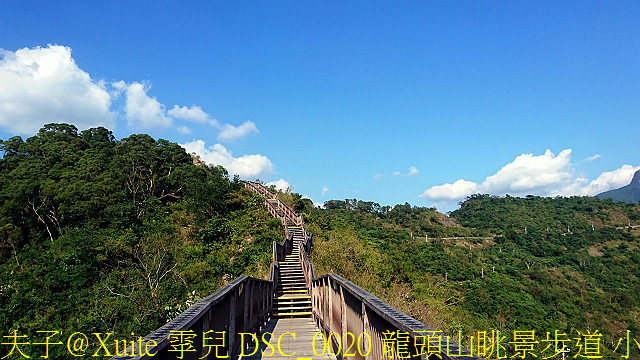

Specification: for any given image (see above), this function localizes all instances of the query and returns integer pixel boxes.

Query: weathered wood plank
[240,318,336,360]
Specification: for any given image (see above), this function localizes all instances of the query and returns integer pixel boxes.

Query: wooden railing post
[362,302,370,360]
[341,285,347,351]
[201,307,211,360]
[228,289,237,359]
[328,277,333,336]
[244,281,250,335]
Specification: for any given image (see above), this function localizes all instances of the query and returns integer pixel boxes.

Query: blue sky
[1,1,638,212]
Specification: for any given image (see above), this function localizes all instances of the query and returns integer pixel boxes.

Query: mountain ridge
[596,170,640,203]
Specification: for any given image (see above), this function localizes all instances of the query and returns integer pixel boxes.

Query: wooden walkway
[110,182,479,360]
[240,318,336,360]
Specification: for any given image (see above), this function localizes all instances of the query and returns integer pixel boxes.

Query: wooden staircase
[288,226,305,250]
[244,182,312,318]
[273,237,311,317]
[268,199,285,217]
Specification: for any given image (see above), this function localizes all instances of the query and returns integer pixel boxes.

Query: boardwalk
[110,181,480,360]
[240,318,336,360]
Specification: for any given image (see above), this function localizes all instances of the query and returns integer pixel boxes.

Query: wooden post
[362,302,370,360]
[228,291,236,360]
[341,285,347,354]
[328,278,333,333]
[201,309,211,359]
[246,281,253,334]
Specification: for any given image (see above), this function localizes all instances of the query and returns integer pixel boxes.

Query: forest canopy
[303,193,640,359]
[0,123,281,359]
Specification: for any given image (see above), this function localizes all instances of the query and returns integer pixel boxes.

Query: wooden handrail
[311,274,481,360]
[110,182,286,360]
[110,276,272,360]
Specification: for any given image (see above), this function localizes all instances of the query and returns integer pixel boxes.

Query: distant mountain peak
[596,169,640,203]
[631,170,640,187]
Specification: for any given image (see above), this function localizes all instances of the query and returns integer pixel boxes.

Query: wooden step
[273,312,312,317]
[275,299,311,304]
[275,303,311,308]
[275,306,312,312]
[278,288,307,292]
[274,295,311,300]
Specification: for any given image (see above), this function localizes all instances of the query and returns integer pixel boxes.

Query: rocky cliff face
[596,170,640,203]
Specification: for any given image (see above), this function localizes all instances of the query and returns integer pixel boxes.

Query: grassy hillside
[303,194,640,359]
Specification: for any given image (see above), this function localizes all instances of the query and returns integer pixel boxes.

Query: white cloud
[218,120,258,142]
[420,179,479,201]
[586,154,602,162]
[181,139,274,179]
[321,186,329,196]
[481,149,574,195]
[117,81,173,129]
[394,166,420,177]
[0,44,261,144]
[168,105,216,124]
[583,165,640,195]
[374,174,383,180]
[117,83,258,140]
[0,45,116,134]
[177,126,192,135]
[267,179,293,192]
[420,149,640,207]
[168,106,257,142]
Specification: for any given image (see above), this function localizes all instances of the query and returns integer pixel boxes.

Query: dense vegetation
[297,193,640,359]
[0,124,281,359]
